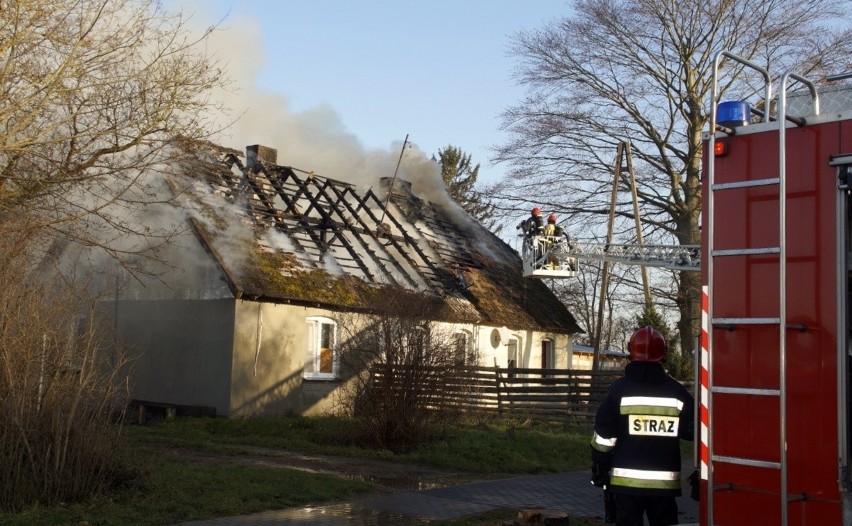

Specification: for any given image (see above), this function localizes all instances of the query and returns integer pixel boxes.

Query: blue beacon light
[716,100,751,128]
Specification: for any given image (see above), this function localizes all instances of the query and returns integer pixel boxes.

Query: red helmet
[628,326,666,363]
[548,214,557,223]
[532,207,541,216]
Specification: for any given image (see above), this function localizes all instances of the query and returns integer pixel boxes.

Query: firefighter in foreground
[590,326,695,526]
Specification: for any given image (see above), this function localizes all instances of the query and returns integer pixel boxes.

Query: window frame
[304,316,339,380]
[453,329,471,366]
[507,335,520,378]
[541,339,554,377]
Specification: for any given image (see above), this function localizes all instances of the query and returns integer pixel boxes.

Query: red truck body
[700,89,852,524]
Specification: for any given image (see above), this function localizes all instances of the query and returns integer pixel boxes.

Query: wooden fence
[369,364,624,426]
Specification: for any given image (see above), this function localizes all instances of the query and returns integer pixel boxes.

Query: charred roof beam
[262,167,305,216]
[282,177,380,283]
[230,152,447,292]
[220,153,247,190]
[359,187,447,291]
[310,180,399,284]
[327,185,422,287]
[241,167,326,269]
[252,166,378,281]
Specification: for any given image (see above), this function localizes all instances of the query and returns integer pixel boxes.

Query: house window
[304,316,338,380]
[453,330,470,366]
[507,336,519,378]
[541,339,554,376]
[407,325,429,352]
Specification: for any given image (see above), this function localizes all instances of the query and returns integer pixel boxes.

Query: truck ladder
[706,50,820,526]
[567,242,699,272]
[521,237,699,278]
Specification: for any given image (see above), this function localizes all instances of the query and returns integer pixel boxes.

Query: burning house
[53,140,582,417]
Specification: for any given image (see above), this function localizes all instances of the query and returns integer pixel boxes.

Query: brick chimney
[246,145,278,170]
[379,176,413,197]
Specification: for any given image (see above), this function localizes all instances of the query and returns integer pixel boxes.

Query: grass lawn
[0,416,652,525]
[2,453,375,526]
[125,415,597,473]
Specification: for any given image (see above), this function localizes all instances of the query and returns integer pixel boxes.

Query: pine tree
[634,303,692,380]
[434,145,500,233]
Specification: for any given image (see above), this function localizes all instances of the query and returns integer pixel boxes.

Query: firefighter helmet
[628,326,666,363]
[532,207,541,216]
[548,214,557,223]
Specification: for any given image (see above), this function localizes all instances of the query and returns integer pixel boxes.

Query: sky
[162,0,572,188]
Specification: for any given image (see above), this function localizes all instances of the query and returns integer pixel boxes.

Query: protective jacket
[520,215,543,237]
[591,362,694,497]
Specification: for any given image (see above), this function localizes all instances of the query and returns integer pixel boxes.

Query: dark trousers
[614,493,678,526]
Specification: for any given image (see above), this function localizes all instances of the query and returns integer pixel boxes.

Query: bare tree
[0,0,229,509]
[494,0,852,358]
[0,0,230,267]
[550,253,651,349]
[334,292,465,451]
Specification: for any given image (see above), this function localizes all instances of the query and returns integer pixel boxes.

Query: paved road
[176,469,699,526]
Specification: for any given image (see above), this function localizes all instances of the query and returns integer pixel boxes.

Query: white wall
[228,302,577,417]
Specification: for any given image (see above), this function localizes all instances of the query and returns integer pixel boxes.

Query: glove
[591,458,611,488]
[688,469,699,501]
[590,446,612,488]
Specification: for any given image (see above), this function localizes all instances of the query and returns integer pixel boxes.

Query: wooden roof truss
[215,154,477,293]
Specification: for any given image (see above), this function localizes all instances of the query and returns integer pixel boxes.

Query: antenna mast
[378,133,409,231]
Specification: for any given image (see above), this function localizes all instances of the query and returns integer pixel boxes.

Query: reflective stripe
[611,467,681,490]
[620,396,683,416]
[612,467,680,481]
[591,432,617,452]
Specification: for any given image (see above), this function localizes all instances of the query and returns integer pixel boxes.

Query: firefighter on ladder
[542,214,559,269]
[590,326,695,526]
[518,207,545,268]
[518,207,544,238]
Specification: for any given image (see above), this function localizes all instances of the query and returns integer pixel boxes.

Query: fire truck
[518,48,852,524]
[700,50,852,525]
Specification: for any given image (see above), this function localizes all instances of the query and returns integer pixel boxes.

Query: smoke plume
[193,7,452,205]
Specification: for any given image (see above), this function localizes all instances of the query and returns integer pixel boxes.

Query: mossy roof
[177,140,582,335]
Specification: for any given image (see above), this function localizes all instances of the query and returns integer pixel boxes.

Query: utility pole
[593,142,652,369]
[623,143,651,304]
[593,144,622,371]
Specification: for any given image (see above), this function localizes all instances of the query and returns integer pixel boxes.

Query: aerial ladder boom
[568,241,700,272]
[521,235,700,278]
[521,142,700,279]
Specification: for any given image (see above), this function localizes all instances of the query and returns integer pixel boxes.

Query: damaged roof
[176,140,582,335]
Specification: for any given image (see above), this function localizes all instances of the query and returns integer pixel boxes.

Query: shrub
[0,233,131,511]
[334,291,464,452]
